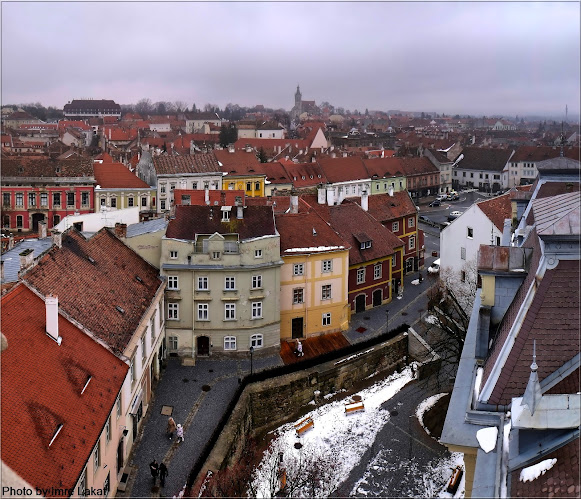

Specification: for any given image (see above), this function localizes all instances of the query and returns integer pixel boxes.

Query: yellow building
[215,148,266,197]
[276,203,350,339]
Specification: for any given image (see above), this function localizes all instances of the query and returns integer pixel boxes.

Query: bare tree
[135,98,153,115]
[173,100,188,113]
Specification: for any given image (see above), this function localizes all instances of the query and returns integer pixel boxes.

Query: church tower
[292,84,302,121]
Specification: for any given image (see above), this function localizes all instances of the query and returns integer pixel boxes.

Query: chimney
[501,218,512,246]
[317,185,326,205]
[326,186,335,206]
[205,188,210,204]
[228,145,235,153]
[109,128,111,140]
[311,156,316,163]
[19,248,34,270]
[38,220,48,239]
[114,223,127,238]
[45,295,62,345]
[388,186,394,197]
[290,193,299,214]
[361,190,369,212]
[237,205,243,219]
[8,234,14,250]
[51,230,62,248]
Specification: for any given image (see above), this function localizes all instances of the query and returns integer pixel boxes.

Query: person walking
[176,423,184,443]
[297,340,304,357]
[149,459,159,483]
[159,462,168,487]
[166,417,177,440]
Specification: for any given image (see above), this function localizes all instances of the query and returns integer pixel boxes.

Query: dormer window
[360,241,372,250]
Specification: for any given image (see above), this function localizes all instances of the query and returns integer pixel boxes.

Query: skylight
[116,306,125,314]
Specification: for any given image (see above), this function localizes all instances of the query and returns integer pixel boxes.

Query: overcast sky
[2,2,579,117]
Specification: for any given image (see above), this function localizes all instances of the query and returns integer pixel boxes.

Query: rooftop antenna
[559,121,565,157]
[521,339,542,416]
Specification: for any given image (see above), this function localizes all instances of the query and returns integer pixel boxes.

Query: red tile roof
[1,284,128,492]
[173,189,245,206]
[22,229,163,355]
[536,181,581,199]
[166,205,276,241]
[362,157,406,177]
[93,162,151,189]
[233,138,310,152]
[457,147,514,172]
[362,191,417,222]
[281,162,327,188]
[152,153,221,175]
[256,161,293,185]
[476,191,513,231]
[511,145,580,162]
[511,438,579,497]
[214,149,262,175]
[398,156,440,176]
[1,156,94,178]
[316,156,369,184]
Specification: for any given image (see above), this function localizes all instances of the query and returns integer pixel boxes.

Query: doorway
[197,335,210,356]
[355,294,366,313]
[291,317,303,339]
[373,289,382,307]
[117,438,124,475]
[31,213,45,231]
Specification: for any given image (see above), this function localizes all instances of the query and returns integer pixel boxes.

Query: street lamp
[386,309,389,333]
[249,346,254,376]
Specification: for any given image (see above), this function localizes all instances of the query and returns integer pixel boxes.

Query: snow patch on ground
[416,393,448,436]
[411,279,420,285]
[476,426,498,453]
[250,366,416,497]
[519,458,557,483]
[425,314,439,325]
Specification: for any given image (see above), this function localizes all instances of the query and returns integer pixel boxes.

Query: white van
[428,258,440,274]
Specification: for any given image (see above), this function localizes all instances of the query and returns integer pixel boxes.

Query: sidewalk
[119,272,439,498]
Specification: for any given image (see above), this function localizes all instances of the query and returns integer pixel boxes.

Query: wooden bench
[294,417,314,435]
[446,465,463,494]
[345,401,365,413]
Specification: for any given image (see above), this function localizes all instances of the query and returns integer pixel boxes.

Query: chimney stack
[205,188,210,204]
[38,220,48,239]
[326,186,335,206]
[237,205,244,219]
[361,190,369,212]
[51,230,62,248]
[317,185,326,205]
[19,248,34,270]
[290,193,299,214]
[8,234,14,250]
[45,295,62,345]
[114,223,127,238]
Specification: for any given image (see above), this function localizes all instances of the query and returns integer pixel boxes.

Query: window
[40,193,48,207]
[16,216,23,228]
[197,303,209,320]
[197,276,209,290]
[293,288,304,304]
[161,184,166,194]
[470,173,474,178]
[321,284,332,300]
[161,199,166,210]
[496,236,501,246]
[409,236,416,250]
[100,197,106,207]
[150,314,156,343]
[53,214,60,226]
[467,227,474,239]
[170,183,176,191]
[168,302,179,320]
[250,334,263,348]
[169,336,178,350]
[167,276,179,290]
[374,263,382,280]
[293,263,304,276]
[52,192,61,206]
[392,221,399,232]
[357,268,366,284]
[116,394,121,419]
[211,251,221,260]
[192,182,198,190]
[128,197,134,207]
[15,193,23,207]
[67,192,75,206]
[252,275,262,289]
[322,313,331,326]
[78,469,87,497]
[392,255,397,268]
[105,416,111,443]
[103,472,110,497]
[255,249,263,259]
[93,441,101,472]
[130,356,136,383]
[2,193,10,207]
[110,197,117,208]
[170,250,178,259]
[141,335,146,364]
[408,217,415,228]
[204,181,209,189]
[251,301,262,319]
[81,192,89,206]
[246,182,252,191]
[224,336,237,350]
[461,247,466,260]
[225,303,236,320]
[322,260,332,273]
[225,276,236,290]
[142,196,147,207]
[255,182,260,191]
[28,192,36,207]
[461,270,466,282]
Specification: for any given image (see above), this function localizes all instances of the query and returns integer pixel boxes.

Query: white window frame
[167,275,179,290]
[250,334,263,348]
[321,284,332,300]
[116,394,121,419]
[225,276,236,290]
[322,259,332,273]
[168,302,179,320]
[357,268,366,284]
[409,236,416,250]
[105,416,111,443]
[322,312,331,326]
[168,336,178,350]
[392,255,397,268]
[293,263,304,276]
[224,303,236,321]
[408,217,415,228]
[467,227,474,239]
[374,263,382,280]
[254,249,263,259]
[252,275,262,289]
[461,247,466,260]
[197,303,209,321]
[224,336,237,350]
[392,221,399,232]
[93,441,100,472]
[251,301,263,319]
[141,334,146,364]
[293,288,304,304]
[197,276,209,290]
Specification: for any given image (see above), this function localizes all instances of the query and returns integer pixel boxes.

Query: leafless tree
[135,98,153,115]
[173,100,188,113]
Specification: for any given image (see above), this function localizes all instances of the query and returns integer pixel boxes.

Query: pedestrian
[159,462,168,487]
[176,423,184,443]
[149,459,159,483]
[297,340,304,357]
[167,416,177,440]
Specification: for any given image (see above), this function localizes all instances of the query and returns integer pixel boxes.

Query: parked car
[428,258,440,274]
[447,192,460,201]
[429,199,441,207]
[436,194,448,201]
[448,210,463,221]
